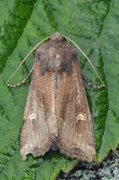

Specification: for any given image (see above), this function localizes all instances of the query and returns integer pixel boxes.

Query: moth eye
[62,37,66,42]
[47,37,51,41]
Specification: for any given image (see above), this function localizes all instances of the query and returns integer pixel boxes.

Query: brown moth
[20,32,95,161]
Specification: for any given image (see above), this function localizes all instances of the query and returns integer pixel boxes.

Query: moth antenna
[7,66,34,87]
[6,36,50,85]
[65,36,105,87]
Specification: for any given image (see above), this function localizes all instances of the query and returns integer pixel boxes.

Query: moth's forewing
[57,62,95,162]
[20,61,58,160]
[20,32,95,161]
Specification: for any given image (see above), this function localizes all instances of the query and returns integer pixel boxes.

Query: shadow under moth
[7,33,102,162]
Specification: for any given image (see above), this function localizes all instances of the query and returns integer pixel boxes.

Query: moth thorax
[48,54,62,71]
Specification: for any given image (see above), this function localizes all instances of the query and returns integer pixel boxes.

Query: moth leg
[7,66,33,88]
[81,71,105,89]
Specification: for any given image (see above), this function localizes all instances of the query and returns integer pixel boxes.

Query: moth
[9,33,96,161]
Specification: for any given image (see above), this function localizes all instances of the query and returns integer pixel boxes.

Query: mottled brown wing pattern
[20,32,95,161]
[20,61,58,160]
[57,62,95,161]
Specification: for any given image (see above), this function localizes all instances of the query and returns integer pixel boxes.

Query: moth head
[49,32,66,43]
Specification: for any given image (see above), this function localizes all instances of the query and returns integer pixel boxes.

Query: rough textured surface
[59,148,119,180]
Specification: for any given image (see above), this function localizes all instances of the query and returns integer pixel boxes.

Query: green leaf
[36,153,77,180]
[0,0,119,179]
